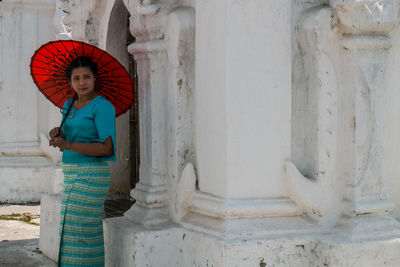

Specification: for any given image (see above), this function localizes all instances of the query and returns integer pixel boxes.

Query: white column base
[124,183,169,227]
[104,214,400,266]
[39,193,62,262]
[0,156,58,203]
[123,204,169,227]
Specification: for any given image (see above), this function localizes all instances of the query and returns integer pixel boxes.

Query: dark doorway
[103,0,138,218]
[127,23,140,190]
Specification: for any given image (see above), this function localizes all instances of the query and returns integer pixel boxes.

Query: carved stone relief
[288,0,398,227]
[164,6,196,222]
[53,0,115,46]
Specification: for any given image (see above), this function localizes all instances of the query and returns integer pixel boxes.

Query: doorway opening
[103,0,138,218]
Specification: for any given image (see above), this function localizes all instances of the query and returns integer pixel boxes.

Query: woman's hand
[49,136,68,150]
[49,127,62,139]
[48,134,113,156]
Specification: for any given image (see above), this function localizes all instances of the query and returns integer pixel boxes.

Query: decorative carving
[53,0,72,39]
[334,0,398,214]
[331,0,398,33]
[164,7,196,220]
[169,163,196,222]
[288,0,398,226]
[288,7,344,227]
[53,0,114,45]
[53,0,96,41]
[165,7,195,188]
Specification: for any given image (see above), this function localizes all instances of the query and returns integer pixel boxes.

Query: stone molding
[0,141,43,156]
[127,39,166,55]
[190,193,299,220]
[131,182,168,209]
[137,2,161,16]
[168,163,304,238]
[0,0,55,10]
[343,199,393,216]
[124,182,169,226]
[341,34,392,50]
[331,0,399,33]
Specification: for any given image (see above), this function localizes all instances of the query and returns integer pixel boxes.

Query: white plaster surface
[0,0,55,146]
[289,6,347,227]
[290,0,399,227]
[164,7,196,223]
[196,0,291,199]
[386,25,400,220]
[112,0,400,265]
[0,156,57,203]
[38,0,400,266]
[39,194,62,262]
[330,0,398,33]
[104,215,400,266]
[0,0,59,204]
[169,163,196,222]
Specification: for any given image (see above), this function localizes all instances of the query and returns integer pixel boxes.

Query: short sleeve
[93,99,117,161]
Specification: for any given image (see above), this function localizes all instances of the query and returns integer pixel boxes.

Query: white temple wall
[196,0,291,198]
[0,0,61,203]
[103,0,400,265]
[38,0,400,265]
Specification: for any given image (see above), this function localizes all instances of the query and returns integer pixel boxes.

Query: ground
[0,204,56,267]
[0,199,134,267]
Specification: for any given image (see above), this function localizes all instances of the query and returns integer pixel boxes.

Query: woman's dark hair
[66,56,98,82]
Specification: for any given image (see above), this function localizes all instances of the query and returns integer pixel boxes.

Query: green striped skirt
[58,162,111,267]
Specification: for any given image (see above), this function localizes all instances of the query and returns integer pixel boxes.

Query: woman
[49,56,116,266]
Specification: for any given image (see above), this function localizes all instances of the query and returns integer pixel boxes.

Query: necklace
[69,94,97,119]
[70,109,77,119]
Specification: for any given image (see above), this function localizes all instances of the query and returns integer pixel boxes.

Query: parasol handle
[55,94,78,137]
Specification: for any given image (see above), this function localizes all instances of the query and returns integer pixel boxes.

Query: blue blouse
[61,95,116,163]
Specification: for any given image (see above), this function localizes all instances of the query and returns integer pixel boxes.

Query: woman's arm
[49,136,113,157]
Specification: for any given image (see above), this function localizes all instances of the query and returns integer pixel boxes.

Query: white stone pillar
[122,0,171,226]
[1,2,39,151]
[183,1,299,227]
[0,0,58,203]
[196,0,291,199]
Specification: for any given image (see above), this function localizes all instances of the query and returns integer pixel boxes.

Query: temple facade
[3,0,400,265]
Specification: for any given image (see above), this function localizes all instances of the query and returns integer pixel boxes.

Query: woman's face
[69,66,96,97]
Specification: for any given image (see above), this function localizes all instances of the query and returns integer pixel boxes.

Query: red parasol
[30,40,134,117]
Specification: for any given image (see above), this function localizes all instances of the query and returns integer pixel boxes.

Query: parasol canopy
[30,40,135,117]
